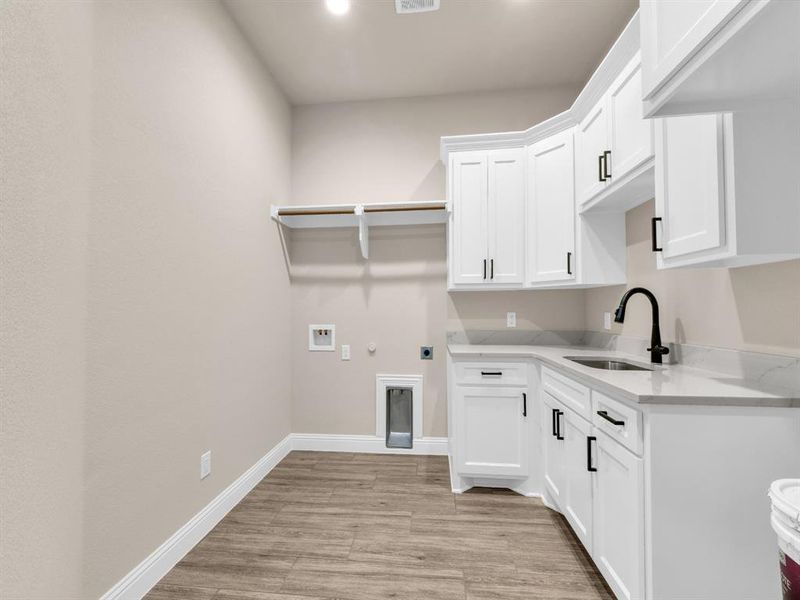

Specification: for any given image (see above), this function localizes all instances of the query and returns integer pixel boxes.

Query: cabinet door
[562,410,594,552]
[608,55,654,182]
[542,392,566,508]
[455,386,528,478]
[487,148,525,285]
[575,99,609,206]
[593,432,645,600]
[641,0,747,99]
[527,130,576,283]
[655,114,726,260]
[451,152,489,285]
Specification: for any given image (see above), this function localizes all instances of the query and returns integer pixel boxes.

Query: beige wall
[585,201,800,357]
[1,1,293,598]
[0,2,92,597]
[289,89,585,436]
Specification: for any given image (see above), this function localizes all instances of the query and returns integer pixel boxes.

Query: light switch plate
[604,312,612,330]
[507,312,517,328]
[341,344,350,360]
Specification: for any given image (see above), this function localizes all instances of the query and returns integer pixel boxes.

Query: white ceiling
[224,0,639,106]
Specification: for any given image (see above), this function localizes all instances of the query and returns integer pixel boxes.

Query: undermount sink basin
[564,356,652,371]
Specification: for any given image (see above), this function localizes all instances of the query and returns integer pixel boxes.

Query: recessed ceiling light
[325,0,350,16]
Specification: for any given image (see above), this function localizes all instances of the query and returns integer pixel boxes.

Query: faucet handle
[647,344,670,355]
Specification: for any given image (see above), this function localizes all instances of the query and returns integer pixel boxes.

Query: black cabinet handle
[551,408,558,437]
[566,251,572,275]
[481,371,502,376]
[597,410,625,426]
[598,154,606,182]
[651,217,662,252]
[603,150,611,179]
[522,393,527,417]
[587,436,597,472]
[556,410,564,440]
[490,259,494,279]
[483,258,487,279]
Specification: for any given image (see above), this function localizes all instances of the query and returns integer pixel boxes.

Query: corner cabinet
[576,54,654,213]
[653,107,800,268]
[449,149,525,287]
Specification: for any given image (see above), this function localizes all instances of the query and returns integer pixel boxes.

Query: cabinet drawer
[453,362,528,387]
[592,391,642,456]
[542,367,590,420]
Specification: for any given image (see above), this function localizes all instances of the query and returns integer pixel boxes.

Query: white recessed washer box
[309,324,335,351]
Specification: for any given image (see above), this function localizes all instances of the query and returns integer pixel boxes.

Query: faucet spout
[613,287,670,364]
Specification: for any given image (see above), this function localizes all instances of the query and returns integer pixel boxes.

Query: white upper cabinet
[527,130,575,284]
[487,149,526,285]
[641,0,744,99]
[640,0,800,117]
[575,100,610,207]
[449,149,524,288]
[451,152,489,285]
[655,114,725,260]
[654,106,800,268]
[576,54,654,211]
[607,56,654,184]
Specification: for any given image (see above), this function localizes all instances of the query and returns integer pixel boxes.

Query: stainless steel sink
[564,356,652,371]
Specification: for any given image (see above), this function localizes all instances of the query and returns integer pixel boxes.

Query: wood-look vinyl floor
[146,452,614,600]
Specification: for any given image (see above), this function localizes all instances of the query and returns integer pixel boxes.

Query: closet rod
[276,209,354,216]
[276,204,446,217]
[363,204,446,213]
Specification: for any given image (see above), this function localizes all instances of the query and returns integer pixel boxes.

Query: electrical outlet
[200,451,211,479]
[507,312,517,328]
[341,344,350,360]
[604,312,612,330]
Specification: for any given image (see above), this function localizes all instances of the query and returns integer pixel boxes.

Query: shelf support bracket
[356,205,368,260]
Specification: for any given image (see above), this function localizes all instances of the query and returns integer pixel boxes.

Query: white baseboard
[101,432,448,600]
[100,434,293,600]
[290,433,448,455]
[106,435,583,599]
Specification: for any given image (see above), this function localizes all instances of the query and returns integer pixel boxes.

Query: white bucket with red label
[770,479,800,600]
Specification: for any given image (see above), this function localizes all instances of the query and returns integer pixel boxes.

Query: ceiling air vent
[395,0,440,14]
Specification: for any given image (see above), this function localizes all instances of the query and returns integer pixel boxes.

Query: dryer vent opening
[386,387,413,449]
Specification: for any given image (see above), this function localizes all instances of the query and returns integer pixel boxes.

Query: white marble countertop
[448,344,800,408]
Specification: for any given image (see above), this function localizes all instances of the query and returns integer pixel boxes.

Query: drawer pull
[522,392,527,417]
[551,408,558,437]
[597,410,625,426]
[480,371,503,376]
[587,436,598,472]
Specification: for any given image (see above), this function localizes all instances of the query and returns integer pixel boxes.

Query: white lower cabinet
[542,392,566,507]
[449,354,800,599]
[543,376,645,600]
[449,360,530,481]
[454,385,529,477]
[593,431,645,600]
[562,408,594,552]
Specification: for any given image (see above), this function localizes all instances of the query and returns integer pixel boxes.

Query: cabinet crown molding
[440,11,640,163]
